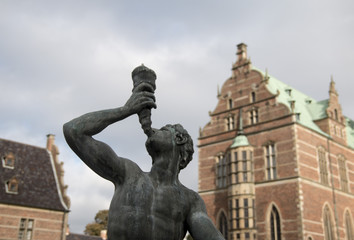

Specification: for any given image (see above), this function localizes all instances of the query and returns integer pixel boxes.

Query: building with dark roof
[198,43,354,240]
[0,135,70,240]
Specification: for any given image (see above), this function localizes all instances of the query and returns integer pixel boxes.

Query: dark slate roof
[66,233,102,240]
[0,138,68,211]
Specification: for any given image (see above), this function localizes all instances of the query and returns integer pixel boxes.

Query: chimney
[236,43,248,61]
[46,134,55,152]
[232,43,251,72]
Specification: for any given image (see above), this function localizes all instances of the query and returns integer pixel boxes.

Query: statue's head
[146,124,194,171]
[169,124,194,170]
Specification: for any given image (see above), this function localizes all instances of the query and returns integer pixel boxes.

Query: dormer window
[2,153,15,169]
[285,89,292,96]
[295,113,301,121]
[5,178,18,194]
[305,99,312,104]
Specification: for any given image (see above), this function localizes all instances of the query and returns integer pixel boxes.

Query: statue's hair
[166,124,194,170]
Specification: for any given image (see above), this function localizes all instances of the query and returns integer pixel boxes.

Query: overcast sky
[1,0,354,234]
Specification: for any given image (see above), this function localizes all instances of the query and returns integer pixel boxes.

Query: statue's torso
[108,172,190,240]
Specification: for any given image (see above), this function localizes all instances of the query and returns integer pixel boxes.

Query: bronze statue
[63,65,225,240]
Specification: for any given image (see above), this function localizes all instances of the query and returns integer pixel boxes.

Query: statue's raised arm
[63,80,156,184]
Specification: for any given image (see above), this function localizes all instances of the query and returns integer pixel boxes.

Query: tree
[84,209,108,236]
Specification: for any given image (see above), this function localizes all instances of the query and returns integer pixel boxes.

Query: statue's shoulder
[179,184,203,205]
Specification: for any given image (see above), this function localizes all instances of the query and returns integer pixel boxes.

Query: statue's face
[146,125,176,157]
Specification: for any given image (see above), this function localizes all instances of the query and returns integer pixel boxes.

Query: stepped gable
[0,138,68,211]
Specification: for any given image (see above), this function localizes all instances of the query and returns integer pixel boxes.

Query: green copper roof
[307,99,328,120]
[252,67,354,149]
[346,118,354,148]
[230,135,250,148]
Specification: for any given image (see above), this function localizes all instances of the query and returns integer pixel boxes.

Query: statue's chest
[115,176,188,224]
[150,186,185,221]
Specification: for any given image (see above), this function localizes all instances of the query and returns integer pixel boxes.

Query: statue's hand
[124,82,156,116]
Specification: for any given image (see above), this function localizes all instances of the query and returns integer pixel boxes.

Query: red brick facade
[0,204,67,240]
[198,43,354,240]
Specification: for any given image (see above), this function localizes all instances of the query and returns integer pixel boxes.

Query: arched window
[218,211,228,240]
[323,206,335,240]
[345,211,354,240]
[270,205,281,240]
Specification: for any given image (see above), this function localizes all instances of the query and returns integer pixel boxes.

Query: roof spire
[329,75,337,95]
[230,108,250,148]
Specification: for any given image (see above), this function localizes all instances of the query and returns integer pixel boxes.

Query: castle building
[0,135,70,240]
[198,43,354,240]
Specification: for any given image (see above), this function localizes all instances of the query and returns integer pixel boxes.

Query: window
[217,154,228,188]
[228,99,233,109]
[18,218,34,240]
[2,152,15,168]
[227,115,235,131]
[295,113,301,121]
[249,109,259,125]
[5,178,18,194]
[251,92,256,103]
[345,211,353,240]
[244,199,249,228]
[234,150,253,184]
[228,200,233,226]
[242,151,248,182]
[323,206,334,240]
[318,147,328,185]
[334,109,338,120]
[234,152,239,184]
[235,199,240,229]
[218,212,228,240]
[338,155,348,192]
[265,143,276,180]
[270,206,281,240]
